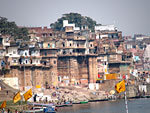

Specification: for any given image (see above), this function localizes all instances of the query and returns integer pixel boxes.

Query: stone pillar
[50,57,58,87]
[88,56,98,83]
[69,57,79,84]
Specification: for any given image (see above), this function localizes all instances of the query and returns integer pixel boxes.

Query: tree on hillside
[50,13,100,32]
[0,17,29,41]
[15,27,29,41]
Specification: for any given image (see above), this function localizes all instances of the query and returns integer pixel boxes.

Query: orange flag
[0,101,6,109]
[115,80,126,93]
[23,89,32,101]
[13,92,21,103]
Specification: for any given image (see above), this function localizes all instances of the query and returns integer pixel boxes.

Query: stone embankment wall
[126,85,138,98]
[124,84,150,98]
[99,80,119,92]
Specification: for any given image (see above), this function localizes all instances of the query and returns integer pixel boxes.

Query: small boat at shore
[80,101,88,104]
[55,101,72,107]
[24,106,56,113]
[73,101,80,104]
[43,106,56,113]
[24,107,44,113]
[26,103,56,113]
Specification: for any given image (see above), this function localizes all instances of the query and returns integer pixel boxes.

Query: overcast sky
[0,0,150,36]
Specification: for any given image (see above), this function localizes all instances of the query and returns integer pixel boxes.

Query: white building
[30,47,41,65]
[19,47,31,64]
[6,43,20,66]
[143,44,150,70]
[63,20,80,31]
[136,36,150,41]
[95,25,117,31]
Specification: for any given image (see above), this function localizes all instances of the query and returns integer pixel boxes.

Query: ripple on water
[58,99,150,113]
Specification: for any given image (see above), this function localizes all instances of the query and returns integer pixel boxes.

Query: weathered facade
[1,22,143,91]
[95,28,132,79]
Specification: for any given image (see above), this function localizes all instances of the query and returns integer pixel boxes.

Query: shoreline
[0,95,150,112]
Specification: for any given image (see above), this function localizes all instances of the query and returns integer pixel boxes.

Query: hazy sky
[0,0,150,36]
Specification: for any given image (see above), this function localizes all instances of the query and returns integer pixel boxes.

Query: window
[112,35,114,38]
[25,52,27,56]
[13,51,16,54]
[63,51,66,55]
[83,26,85,29]
[103,47,106,52]
[54,60,56,64]
[42,34,45,37]
[70,43,72,47]
[13,59,17,63]
[90,44,93,47]
[122,56,125,61]
[45,52,47,56]
[50,33,52,36]
[48,44,50,48]
[26,60,28,64]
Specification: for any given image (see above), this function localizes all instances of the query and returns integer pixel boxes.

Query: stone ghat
[33,85,109,104]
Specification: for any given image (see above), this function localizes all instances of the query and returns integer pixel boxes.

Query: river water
[58,98,150,113]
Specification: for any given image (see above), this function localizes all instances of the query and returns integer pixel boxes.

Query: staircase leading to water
[0,80,18,101]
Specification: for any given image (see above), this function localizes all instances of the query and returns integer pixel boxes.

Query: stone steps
[0,80,18,101]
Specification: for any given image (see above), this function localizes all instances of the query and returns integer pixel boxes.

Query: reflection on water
[58,98,150,113]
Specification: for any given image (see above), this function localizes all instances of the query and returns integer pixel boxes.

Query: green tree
[50,13,100,32]
[0,17,29,41]
[15,27,29,41]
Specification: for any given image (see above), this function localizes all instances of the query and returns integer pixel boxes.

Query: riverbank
[1,92,150,112]
[1,83,150,112]
[32,85,109,104]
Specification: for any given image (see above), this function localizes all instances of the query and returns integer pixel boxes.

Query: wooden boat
[80,101,88,104]
[24,107,44,113]
[55,101,72,107]
[24,106,56,113]
[26,103,56,113]
[43,106,56,113]
[64,101,73,107]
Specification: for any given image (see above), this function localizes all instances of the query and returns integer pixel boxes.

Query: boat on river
[24,106,56,113]
[55,101,72,107]
[26,103,56,113]
[24,107,43,113]
[80,101,88,104]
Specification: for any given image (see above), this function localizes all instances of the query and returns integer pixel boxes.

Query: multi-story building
[95,25,132,80]
[57,22,97,85]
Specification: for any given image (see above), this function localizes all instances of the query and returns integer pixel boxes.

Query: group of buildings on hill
[0,20,150,91]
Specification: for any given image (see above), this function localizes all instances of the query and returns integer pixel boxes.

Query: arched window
[48,44,50,48]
